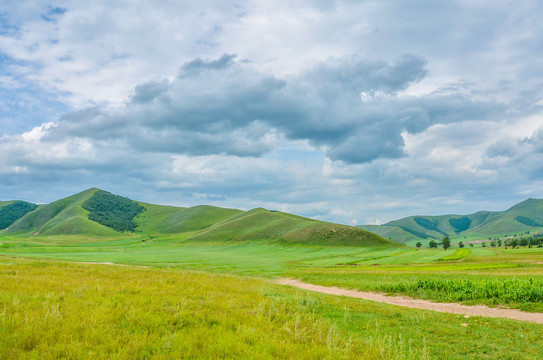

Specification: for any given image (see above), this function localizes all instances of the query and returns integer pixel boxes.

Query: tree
[469,243,473,247]
[482,241,486,247]
[416,241,422,248]
[458,241,464,248]
[442,236,451,250]
[429,240,438,248]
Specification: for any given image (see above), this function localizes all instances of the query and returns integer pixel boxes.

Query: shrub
[82,190,145,232]
[0,201,38,229]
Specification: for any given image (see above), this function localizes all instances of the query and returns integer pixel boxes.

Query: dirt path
[277,278,543,324]
[76,261,150,268]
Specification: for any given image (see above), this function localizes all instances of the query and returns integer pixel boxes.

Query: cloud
[1,1,543,225]
[27,53,512,166]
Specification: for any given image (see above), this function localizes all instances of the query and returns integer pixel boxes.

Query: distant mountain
[359,198,543,244]
[2,188,398,248]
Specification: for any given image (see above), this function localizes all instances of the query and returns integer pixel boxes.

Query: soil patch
[76,261,149,268]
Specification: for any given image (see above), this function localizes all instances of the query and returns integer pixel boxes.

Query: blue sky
[1,0,543,224]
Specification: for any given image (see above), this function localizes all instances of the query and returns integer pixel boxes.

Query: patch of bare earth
[76,261,149,268]
[277,278,543,324]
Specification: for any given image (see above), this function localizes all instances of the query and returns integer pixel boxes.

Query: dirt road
[277,278,543,324]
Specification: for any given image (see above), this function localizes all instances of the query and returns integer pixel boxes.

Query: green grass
[4,190,543,358]
[441,248,471,260]
[134,203,243,233]
[2,256,543,359]
[2,233,543,311]
[3,194,543,359]
[380,278,543,304]
[0,257,361,359]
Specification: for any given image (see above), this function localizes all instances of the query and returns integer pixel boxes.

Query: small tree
[458,241,464,248]
[497,239,502,247]
[416,241,422,248]
[469,243,473,247]
[482,241,486,247]
[429,240,438,248]
[442,236,451,250]
[490,240,496,247]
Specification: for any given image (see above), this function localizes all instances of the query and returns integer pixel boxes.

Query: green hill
[5,188,118,236]
[359,198,543,244]
[3,188,395,248]
[187,208,399,247]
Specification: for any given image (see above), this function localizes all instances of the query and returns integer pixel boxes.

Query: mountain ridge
[1,188,397,248]
[359,198,543,244]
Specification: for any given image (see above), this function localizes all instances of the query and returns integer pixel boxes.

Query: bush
[82,190,145,232]
[0,201,38,229]
[448,217,471,233]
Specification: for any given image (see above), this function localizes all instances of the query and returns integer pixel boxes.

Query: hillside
[134,203,243,234]
[5,188,118,236]
[3,188,396,248]
[187,208,399,247]
[360,198,543,244]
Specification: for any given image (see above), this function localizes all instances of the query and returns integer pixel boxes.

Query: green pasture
[2,229,543,359]
[2,233,543,310]
[1,256,543,359]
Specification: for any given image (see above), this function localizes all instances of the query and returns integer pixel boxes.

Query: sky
[1,0,543,225]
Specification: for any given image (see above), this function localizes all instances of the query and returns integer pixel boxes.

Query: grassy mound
[188,208,398,247]
[5,188,117,236]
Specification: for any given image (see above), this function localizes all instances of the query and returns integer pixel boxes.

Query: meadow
[1,232,543,359]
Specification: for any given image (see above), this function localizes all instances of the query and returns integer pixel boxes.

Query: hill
[187,208,397,247]
[5,188,118,236]
[359,198,543,244]
[3,188,396,247]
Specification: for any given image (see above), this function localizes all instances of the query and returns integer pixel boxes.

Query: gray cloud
[37,53,511,164]
[2,1,543,225]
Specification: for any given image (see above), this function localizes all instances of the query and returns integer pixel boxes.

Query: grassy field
[1,230,543,358]
[1,256,543,359]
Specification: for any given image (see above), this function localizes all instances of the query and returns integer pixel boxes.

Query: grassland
[2,256,543,359]
[2,233,543,312]
[2,189,543,358]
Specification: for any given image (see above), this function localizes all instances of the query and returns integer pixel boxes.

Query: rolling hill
[2,188,396,247]
[359,198,543,244]
[4,188,118,236]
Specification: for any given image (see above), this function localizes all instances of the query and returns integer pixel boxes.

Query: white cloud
[1,1,543,224]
